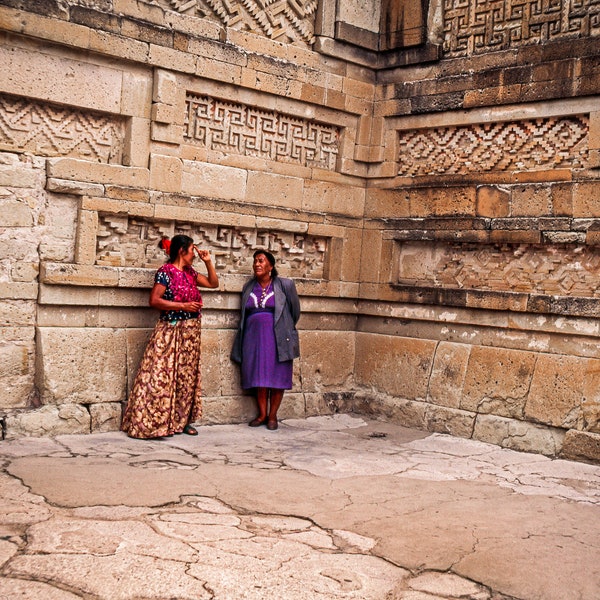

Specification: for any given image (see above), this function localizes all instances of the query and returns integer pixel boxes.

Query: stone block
[461,346,536,418]
[525,354,586,429]
[424,405,476,438]
[473,413,565,457]
[0,283,38,301]
[149,154,182,193]
[0,44,122,113]
[90,402,122,432]
[428,342,471,409]
[88,28,149,64]
[340,227,364,283]
[46,178,105,196]
[0,299,36,328]
[47,159,149,188]
[511,185,551,217]
[354,333,435,400]
[124,117,152,168]
[0,165,40,188]
[41,263,119,287]
[0,199,33,226]
[74,209,98,265]
[181,160,246,200]
[246,171,304,210]
[364,188,410,219]
[0,343,34,409]
[201,394,253,425]
[5,404,91,439]
[409,187,476,217]
[560,430,600,464]
[299,331,355,392]
[302,180,365,217]
[121,68,153,118]
[148,44,196,74]
[36,327,127,404]
[359,229,383,283]
[476,186,510,218]
[572,182,600,217]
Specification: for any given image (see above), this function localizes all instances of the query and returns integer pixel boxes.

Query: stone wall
[0,0,599,463]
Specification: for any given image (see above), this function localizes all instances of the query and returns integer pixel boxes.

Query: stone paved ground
[1,414,599,600]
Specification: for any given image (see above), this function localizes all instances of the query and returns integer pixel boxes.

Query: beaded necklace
[258,280,272,308]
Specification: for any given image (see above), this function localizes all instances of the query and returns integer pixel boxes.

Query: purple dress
[241,282,293,390]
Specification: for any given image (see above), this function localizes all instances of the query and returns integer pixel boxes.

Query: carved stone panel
[153,0,317,45]
[184,94,340,170]
[443,0,600,57]
[397,115,589,177]
[0,94,125,163]
[397,241,600,297]
[96,214,328,278]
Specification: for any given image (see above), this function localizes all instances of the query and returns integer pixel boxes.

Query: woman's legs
[249,387,284,429]
[267,389,284,430]
[249,387,269,426]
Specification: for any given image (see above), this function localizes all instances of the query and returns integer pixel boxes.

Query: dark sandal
[183,424,198,436]
[267,419,278,431]
[249,417,267,427]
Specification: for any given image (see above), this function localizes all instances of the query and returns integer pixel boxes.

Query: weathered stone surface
[5,404,90,439]
[428,341,470,409]
[473,413,565,457]
[461,346,536,418]
[355,333,435,400]
[525,353,587,429]
[561,429,600,463]
[36,328,127,405]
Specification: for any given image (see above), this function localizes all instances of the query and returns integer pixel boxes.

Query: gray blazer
[230,276,301,364]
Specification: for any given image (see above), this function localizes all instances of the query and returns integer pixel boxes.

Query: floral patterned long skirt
[121,318,203,439]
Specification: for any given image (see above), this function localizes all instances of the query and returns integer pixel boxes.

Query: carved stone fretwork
[0,94,125,163]
[398,241,600,297]
[184,94,340,170]
[96,214,328,278]
[397,115,589,177]
[443,0,600,57]
[157,0,317,45]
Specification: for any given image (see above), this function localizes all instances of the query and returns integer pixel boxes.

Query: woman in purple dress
[231,250,301,430]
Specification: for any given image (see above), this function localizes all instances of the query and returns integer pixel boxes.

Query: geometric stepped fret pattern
[185,94,339,171]
[160,0,318,45]
[397,116,589,177]
[398,241,600,298]
[0,93,125,163]
[443,0,600,57]
[96,214,328,279]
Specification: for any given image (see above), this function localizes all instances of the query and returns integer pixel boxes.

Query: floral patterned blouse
[155,263,203,322]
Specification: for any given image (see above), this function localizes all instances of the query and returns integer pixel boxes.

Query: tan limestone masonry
[0,0,599,464]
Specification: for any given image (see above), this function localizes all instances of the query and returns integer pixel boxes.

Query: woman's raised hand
[195,247,211,262]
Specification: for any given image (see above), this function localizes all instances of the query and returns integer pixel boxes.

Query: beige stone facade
[0,0,599,463]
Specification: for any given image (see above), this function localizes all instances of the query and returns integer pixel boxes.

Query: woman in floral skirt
[121,234,219,439]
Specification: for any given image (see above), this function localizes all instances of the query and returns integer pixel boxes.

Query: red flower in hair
[160,238,171,254]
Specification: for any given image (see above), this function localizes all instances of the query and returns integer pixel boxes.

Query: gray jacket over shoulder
[230,276,301,364]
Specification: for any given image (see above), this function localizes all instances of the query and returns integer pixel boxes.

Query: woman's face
[180,244,195,265]
[253,253,272,278]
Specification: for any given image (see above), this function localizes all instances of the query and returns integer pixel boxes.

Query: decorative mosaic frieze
[398,241,600,297]
[96,214,328,278]
[157,0,317,45]
[397,115,588,177]
[0,94,125,163]
[184,94,339,170]
[443,0,600,57]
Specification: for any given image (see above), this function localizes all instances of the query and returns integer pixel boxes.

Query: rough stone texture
[0,0,598,465]
[1,416,599,599]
